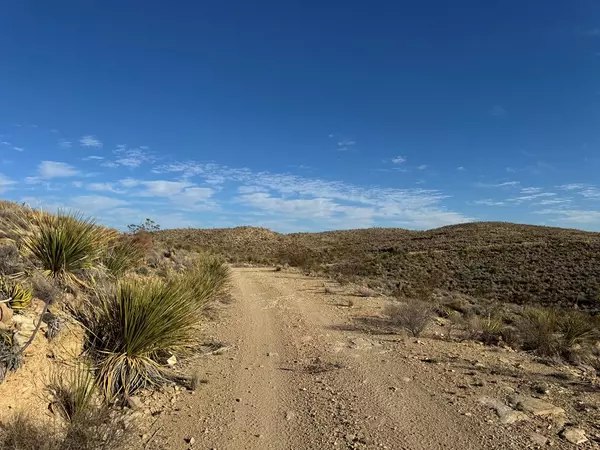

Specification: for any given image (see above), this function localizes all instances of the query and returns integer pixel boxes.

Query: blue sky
[1,1,600,232]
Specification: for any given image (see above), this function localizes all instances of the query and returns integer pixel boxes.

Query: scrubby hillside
[157,222,600,310]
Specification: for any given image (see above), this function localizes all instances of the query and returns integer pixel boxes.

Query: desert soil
[143,268,599,450]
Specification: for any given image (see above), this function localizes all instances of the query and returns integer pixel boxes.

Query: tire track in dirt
[150,268,527,449]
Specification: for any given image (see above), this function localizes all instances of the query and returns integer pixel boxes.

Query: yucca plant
[176,257,231,305]
[0,329,21,383]
[559,312,596,349]
[81,277,204,401]
[4,209,118,284]
[102,236,147,278]
[518,308,559,355]
[0,277,33,310]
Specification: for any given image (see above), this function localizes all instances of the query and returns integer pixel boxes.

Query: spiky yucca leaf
[103,237,147,278]
[82,278,203,401]
[559,312,596,348]
[4,209,118,284]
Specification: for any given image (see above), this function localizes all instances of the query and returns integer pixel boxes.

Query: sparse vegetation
[385,300,433,337]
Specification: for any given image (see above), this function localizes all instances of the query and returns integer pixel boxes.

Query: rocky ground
[133,268,600,449]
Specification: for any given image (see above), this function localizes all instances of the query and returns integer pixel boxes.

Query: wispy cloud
[583,28,600,36]
[79,135,103,148]
[475,180,520,188]
[83,155,104,161]
[391,156,407,164]
[0,174,16,194]
[87,182,124,194]
[13,146,24,152]
[457,166,466,171]
[157,161,473,229]
[535,208,600,225]
[59,139,72,149]
[71,195,128,213]
[37,161,80,179]
[114,145,155,168]
[489,105,507,116]
[417,164,428,170]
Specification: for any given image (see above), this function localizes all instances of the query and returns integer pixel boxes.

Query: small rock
[401,377,411,383]
[561,427,587,445]
[0,303,13,325]
[512,396,565,417]
[186,437,196,445]
[126,396,144,410]
[167,355,177,366]
[529,432,548,446]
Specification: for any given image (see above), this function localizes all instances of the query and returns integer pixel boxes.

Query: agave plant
[0,278,33,311]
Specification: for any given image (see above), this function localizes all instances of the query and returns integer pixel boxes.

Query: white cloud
[391,156,406,164]
[1,141,11,146]
[535,208,600,225]
[70,195,128,213]
[489,105,507,116]
[72,181,83,188]
[156,160,472,229]
[0,174,16,193]
[473,199,505,206]
[13,146,24,152]
[37,161,80,179]
[83,155,104,161]
[59,139,72,149]
[87,182,124,194]
[520,187,542,194]
[475,180,520,188]
[114,146,155,168]
[417,165,428,170]
[136,180,193,197]
[79,135,103,148]
[457,166,466,171]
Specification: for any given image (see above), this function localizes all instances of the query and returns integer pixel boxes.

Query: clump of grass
[102,236,147,278]
[4,209,118,284]
[178,256,231,304]
[1,366,133,449]
[466,314,505,345]
[385,300,433,337]
[47,363,97,423]
[80,277,206,401]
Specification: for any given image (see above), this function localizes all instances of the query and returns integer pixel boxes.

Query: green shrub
[81,277,205,401]
[102,237,146,278]
[5,210,118,284]
[385,300,433,337]
[467,314,504,345]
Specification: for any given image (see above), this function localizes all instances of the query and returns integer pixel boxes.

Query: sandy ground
[144,268,599,450]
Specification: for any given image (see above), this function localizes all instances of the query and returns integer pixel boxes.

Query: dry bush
[47,364,96,423]
[0,243,26,276]
[30,270,61,304]
[356,286,377,297]
[385,300,433,337]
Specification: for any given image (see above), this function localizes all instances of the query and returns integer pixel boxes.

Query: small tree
[127,218,160,234]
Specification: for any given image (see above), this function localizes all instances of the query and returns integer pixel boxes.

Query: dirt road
[149,268,535,449]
